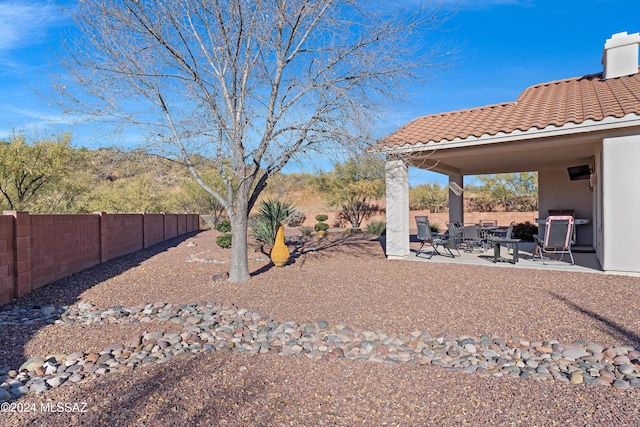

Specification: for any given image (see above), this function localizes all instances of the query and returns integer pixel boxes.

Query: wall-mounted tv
[567,165,591,181]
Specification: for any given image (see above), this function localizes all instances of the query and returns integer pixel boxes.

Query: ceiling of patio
[405,133,600,176]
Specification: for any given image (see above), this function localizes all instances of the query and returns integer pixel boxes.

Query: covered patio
[405,238,603,274]
[380,32,640,275]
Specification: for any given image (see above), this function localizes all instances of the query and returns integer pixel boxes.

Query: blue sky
[1,0,640,185]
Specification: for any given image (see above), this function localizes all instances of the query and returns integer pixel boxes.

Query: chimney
[602,31,640,79]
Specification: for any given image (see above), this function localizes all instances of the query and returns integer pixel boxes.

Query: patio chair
[462,224,485,252]
[445,221,463,253]
[416,216,458,258]
[492,221,515,252]
[534,216,575,265]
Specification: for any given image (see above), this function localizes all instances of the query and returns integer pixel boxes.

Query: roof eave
[380,113,640,155]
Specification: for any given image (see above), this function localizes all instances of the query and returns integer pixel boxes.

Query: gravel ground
[2,229,640,426]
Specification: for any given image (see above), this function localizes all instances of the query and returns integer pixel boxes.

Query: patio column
[601,135,640,273]
[385,156,410,258]
[449,174,464,225]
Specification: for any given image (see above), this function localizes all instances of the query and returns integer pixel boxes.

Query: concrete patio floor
[407,239,606,274]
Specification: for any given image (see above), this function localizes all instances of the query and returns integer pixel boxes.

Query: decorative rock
[569,371,584,384]
[86,353,100,363]
[66,352,85,362]
[3,299,640,398]
[69,374,84,383]
[562,348,590,360]
[30,381,49,393]
[46,377,65,388]
[125,336,143,348]
[618,363,635,375]
[77,302,94,310]
[143,331,164,342]
[11,386,28,397]
[587,343,604,354]
[19,356,44,373]
[103,343,125,353]
[612,379,630,389]
[602,348,617,360]
[526,359,539,369]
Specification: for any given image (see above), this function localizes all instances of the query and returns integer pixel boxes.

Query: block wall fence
[0,211,199,305]
[300,210,539,230]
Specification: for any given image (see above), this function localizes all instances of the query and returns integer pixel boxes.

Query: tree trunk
[229,214,251,282]
[228,187,251,282]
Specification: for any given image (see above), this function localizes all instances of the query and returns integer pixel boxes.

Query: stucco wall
[538,167,594,247]
[385,159,410,258]
[601,135,640,273]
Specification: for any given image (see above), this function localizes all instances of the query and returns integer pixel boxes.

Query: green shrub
[315,214,329,223]
[512,221,538,241]
[215,220,231,233]
[314,222,329,232]
[345,227,363,234]
[300,226,313,237]
[430,223,440,233]
[250,199,295,245]
[216,233,232,248]
[366,221,386,236]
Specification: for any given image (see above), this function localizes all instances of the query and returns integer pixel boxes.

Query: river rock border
[1,301,639,402]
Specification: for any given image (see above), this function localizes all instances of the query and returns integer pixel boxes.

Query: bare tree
[56,0,446,281]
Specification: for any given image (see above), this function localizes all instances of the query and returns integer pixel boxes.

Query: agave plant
[250,199,294,245]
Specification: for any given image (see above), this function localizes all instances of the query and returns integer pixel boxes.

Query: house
[380,32,640,274]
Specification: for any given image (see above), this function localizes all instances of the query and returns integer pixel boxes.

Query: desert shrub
[512,221,538,241]
[314,222,329,232]
[250,199,294,245]
[336,202,383,229]
[300,226,313,237]
[215,219,231,233]
[216,233,232,248]
[366,221,386,236]
[430,223,440,233]
[284,208,306,227]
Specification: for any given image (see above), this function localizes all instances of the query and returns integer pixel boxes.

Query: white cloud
[0,1,65,50]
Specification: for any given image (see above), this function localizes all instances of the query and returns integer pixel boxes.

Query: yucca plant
[250,199,294,245]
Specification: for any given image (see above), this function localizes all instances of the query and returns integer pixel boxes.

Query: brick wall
[100,214,144,262]
[301,209,540,230]
[0,211,200,304]
[408,211,539,231]
[164,214,178,239]
[0,215,15,303]
[143,214,165,248]
[30,214,101,290]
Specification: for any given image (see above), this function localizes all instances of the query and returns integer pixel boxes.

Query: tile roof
[380,69,640,148]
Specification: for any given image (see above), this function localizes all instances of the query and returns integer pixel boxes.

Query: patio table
[491,237,521,264]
